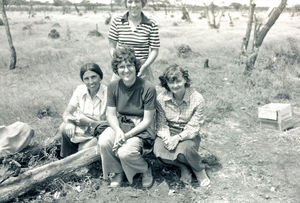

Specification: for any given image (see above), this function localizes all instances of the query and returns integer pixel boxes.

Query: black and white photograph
[0,0,300,202]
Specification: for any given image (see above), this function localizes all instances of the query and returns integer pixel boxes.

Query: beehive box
[258,103,293,131]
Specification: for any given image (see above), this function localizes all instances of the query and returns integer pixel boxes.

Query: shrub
[176,44,193,58]
[48,29,60,39]
[52,23,61,28]
[87,30,103,38]
[105,15,111,25]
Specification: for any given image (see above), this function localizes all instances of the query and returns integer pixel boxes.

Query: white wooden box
[258,103,293,131]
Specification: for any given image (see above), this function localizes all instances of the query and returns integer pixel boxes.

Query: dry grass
[1,10,300,202]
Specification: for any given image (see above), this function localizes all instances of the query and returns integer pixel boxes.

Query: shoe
[142,166,153,188]
[180,166,192,184]
[194,169,210,187]
[109,173,123,188]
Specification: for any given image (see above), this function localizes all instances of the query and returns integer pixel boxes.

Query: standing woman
[98,47,156,188]
[154,64,210,187]
[59,63,108,158]
[108,0,160,81]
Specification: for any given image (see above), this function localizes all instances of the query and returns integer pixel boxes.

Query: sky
[35,0,299,7]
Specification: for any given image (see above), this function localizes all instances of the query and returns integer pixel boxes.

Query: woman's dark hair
[111,46,141,75]
[125,0,147,8]
[80,63,103,81]
[159,64,191,92]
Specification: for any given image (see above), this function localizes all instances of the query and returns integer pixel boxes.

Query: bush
[87,30,103,38]
[176,44,193,58]
[48,29,60,39]
[105,15,111,25]
[0,18,4,26]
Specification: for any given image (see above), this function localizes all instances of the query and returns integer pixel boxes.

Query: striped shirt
[108,12,160,60]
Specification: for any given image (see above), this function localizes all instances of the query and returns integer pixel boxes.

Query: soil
[2,115,300,202]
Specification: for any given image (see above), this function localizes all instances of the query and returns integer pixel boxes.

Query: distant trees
[241,0,287,73]
[1,0,17,70]
[230,2,243,10]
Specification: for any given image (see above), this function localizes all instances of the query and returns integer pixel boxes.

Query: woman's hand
[65,123,76,138]
[165,135,181,151]
[137,65,146,78]
[112,128,126,152]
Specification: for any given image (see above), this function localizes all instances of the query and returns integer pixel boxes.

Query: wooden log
[0,146,100,202]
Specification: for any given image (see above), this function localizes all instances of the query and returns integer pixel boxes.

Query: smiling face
[126,0,143,18]
[117,60,137,86]
[166,73,187,97]
[82,70,101,93]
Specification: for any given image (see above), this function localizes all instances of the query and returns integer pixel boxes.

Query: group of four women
[58,0,210,188]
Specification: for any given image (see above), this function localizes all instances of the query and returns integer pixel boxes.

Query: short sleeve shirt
[107,77,156,117]
[69,84,107,121]
[108,12,160,60]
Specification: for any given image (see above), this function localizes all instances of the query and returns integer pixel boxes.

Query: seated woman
[154,64,210,187]
[59,63,108,158]
[98,47,156,188]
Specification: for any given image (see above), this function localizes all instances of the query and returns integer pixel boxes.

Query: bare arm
[138,48,159,77]
[62,105,77,124]
[124,109,155,139]
[109,39,117,58]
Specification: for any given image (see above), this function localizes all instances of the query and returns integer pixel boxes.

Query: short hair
[125,0,147,8]
[159,64,191,92]
[111,46,141,75]
[80,63,103,81]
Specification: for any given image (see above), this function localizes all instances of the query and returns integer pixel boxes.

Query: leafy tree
[230,2,243,10]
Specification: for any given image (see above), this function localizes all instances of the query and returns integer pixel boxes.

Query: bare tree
[1,0,17,70]
[204,2,224,29]
[241,0,287,73]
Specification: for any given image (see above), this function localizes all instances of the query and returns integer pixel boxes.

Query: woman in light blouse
[59,63,108,158]
[154,64,210,186]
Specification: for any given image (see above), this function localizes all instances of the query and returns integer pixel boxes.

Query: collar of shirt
[82,84,106,102]
[162,88,192,105]
[121,12,152,25]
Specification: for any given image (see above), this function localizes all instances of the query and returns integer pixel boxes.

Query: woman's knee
[117,141,141,160]
[98,127,114,149]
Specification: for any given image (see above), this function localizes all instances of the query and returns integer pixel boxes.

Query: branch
[255,0,287,47]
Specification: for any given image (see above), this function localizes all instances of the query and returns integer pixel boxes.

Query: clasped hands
[64,113,96,137]
[112,128,130,153]
[162,135,181,151]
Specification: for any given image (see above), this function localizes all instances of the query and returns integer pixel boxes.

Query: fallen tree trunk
[0,146,100,202]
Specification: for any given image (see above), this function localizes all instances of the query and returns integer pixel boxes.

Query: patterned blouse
[156,88,205,140]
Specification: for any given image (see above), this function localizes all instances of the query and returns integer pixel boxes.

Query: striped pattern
[108,12,160,60]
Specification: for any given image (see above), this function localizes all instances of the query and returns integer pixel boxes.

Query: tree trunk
[0,146,100,202]
[241,0,287,73]
[1,0,17,70]
[242,2,255,53]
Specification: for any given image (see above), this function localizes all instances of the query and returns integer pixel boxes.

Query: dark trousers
[60,133,79,158]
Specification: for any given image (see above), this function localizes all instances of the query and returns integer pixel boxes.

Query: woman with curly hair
[154,64,210,187]
[98,47,156,188]
[108,0,160,81]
